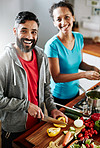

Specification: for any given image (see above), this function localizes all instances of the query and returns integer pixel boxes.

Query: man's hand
[51,109,68,123]
[28,102,44,119]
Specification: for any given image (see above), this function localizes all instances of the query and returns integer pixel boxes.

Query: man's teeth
[24,40,32,44]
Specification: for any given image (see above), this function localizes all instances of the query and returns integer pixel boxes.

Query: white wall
[0,0,100,51]
[0,0,22,51]
[74,0,100,38]
[0,0,74,50]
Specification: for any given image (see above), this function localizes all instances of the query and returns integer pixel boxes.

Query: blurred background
[0,0,100,50]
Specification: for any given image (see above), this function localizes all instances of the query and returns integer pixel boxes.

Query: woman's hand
[84,71,100,80]
[92,66,100,73]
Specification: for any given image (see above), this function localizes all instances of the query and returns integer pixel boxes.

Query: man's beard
[16,37,37,53]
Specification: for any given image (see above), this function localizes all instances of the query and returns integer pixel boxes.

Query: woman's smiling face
[53,7,75,35]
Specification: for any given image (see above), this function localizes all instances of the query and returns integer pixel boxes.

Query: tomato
[85,131,89,135]
[90,143,94,148]
[84,135,89,139]
[78,133,83,138]
[94,130,98,135]
[86,118,91,122]
[88,129,90,132]
[81,128,86,133]
[80,117,84,121]
[89,123,94,128]
[85,143,90,148]
[90,128,94,131]
[90,130,94,135]
[89,133,93,137]
[79,137,84,141]
[85,123,89,127]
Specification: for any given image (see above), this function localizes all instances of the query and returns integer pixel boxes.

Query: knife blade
[42,115,67,125]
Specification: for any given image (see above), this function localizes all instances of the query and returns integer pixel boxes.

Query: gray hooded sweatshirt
[0,43,56,132]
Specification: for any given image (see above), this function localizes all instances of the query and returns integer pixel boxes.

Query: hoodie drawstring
[12,60,16,86]
[43,57,46,83]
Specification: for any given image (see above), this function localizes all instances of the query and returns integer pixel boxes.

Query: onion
[74,119,83,128]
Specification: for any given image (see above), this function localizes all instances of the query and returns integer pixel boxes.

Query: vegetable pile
[70,139,100,148]
[77,116,98,141]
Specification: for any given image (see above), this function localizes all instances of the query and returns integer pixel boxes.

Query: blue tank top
[44,32,84,99]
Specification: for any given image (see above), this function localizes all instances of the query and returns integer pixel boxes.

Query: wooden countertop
[83,38,100,57]
[13,82,100,148]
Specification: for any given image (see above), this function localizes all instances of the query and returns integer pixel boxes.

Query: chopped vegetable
[53,116,67,128]
[47,127,61,137]
[74,119,83,128]
[69,126,76,132]
[63,130,68,135]
[62,131,71,146]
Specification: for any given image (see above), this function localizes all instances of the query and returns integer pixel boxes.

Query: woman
[44,0,100,106]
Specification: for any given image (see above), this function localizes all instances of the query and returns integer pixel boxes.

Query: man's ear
[13,27,17,35]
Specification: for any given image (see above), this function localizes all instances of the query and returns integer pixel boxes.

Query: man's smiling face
[14,20,38,53]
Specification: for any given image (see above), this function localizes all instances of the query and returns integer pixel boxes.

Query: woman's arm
[79,61,100,73]
[48,57,100,83]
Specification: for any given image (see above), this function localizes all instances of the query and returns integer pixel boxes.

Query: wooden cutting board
[26,122,85,148]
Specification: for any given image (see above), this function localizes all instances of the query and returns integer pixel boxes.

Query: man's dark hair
[15,11,40,27]
[49,0,74,20]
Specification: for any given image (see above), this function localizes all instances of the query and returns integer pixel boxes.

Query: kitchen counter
[12,82,100,148]
[83,38,100,57]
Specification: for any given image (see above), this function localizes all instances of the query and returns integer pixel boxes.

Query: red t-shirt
[18,50,39,129]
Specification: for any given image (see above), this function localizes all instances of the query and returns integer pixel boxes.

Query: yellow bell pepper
[53,117,66,128]
[47,127,61,137]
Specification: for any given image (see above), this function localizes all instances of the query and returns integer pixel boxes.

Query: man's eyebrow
[21,27,27,30]
[21,27,38,31]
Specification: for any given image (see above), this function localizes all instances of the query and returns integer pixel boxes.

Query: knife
[42,115,67,125]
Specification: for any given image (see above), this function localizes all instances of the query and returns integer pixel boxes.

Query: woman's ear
[13,27,17,35]
[73,16,75,22]
[53,21,57,27]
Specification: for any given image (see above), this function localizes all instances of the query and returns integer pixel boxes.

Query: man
[0,11,68,148]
